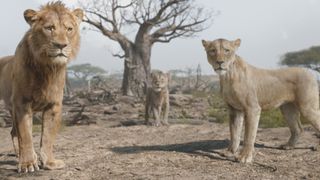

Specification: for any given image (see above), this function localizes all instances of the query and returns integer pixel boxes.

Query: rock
[169,94,192,107]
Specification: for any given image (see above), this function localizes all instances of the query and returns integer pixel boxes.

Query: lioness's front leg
[228,107,244,154]
[280,103,303,149]
[13,105,39,173]
[237,106,261,163]
[40,103,65,170]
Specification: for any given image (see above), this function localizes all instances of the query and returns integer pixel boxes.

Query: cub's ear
[202,40,208,48]
[73,8,84,24]
[24,9,37,26]
[233,39,241,48]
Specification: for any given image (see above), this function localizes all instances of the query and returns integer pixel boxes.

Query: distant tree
[280,46,320,72]
[68,63,107,92]
[81,0,213,97]
[68,63,107,81]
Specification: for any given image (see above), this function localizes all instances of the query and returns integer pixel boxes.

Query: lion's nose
[216,61,224,65]
[53,42,67,49]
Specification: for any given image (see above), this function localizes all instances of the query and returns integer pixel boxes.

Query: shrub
[207,90,289,128]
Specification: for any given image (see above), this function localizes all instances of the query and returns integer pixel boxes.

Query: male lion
[145,70,170,126]
[0,2,83,172]
[202,38,320,163]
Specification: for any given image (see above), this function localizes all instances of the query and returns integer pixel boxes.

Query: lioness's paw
[223,149,235,158]
[43,159,65,170]
[227,145,239,154]
[236,150,253,163]
[280,144,295,150]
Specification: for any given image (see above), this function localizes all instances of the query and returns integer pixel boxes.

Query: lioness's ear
[73,8,84,23]
[234,39,241,48]
[202,40,208,48]
[24,9,37,26]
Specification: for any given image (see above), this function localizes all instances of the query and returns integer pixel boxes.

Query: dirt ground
[1,117,320,180]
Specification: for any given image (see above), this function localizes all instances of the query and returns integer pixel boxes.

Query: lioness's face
[24,5,84,65]
[151,71,169,92]
[202,39,241,75]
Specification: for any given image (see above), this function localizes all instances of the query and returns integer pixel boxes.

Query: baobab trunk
[121,44,151,97]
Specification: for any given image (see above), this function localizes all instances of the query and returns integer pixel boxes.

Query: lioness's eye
[224,49,230,53]
[45,25,55,31]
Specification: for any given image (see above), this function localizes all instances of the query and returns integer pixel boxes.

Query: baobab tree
[81,0,212,97]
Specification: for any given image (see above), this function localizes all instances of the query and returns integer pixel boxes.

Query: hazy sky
[1,0,320,74]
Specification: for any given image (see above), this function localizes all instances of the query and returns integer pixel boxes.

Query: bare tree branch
[112,52,126,59]
[80,0,213,97]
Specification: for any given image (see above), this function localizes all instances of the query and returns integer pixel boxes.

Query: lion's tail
[0,56,13,73]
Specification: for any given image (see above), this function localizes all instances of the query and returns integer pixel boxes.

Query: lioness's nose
[53,42,67,49]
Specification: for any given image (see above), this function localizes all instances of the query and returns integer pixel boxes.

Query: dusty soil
[0,94,320,180]
[1,119,320,180]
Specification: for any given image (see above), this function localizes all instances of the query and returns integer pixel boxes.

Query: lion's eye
[224,49,230,53]
[67,27,73,32]
[45,25,55,31]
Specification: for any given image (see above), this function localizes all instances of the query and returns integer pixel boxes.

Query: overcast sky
[1,0,320,74]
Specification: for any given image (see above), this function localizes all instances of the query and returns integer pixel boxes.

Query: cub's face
[24,5,84,65]
[202,39,241,76]
[151,71,169,92]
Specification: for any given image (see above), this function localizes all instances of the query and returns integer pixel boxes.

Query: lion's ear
[234,39,241,48]
[201,40,208,49]
[73,8,84,23]
[166,72,171,84]
[24,9,37,26]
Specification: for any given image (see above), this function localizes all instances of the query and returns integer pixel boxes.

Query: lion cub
[145,70,170,126]
[202,38,320,163]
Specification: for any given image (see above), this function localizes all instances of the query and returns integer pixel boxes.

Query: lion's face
[151,71,169,92]
[202,39,241,76]
[24,3,84,65]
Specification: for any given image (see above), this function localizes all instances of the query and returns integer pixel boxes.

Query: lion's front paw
[42,159,65,170]
[236,149,253,163]
[18,152,39,173]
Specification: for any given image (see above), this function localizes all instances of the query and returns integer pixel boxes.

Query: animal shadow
[111,139,231,161]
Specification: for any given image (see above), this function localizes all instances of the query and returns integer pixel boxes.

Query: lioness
[145,70,170,126]
[202,38,320,163]
[0,2,83,172]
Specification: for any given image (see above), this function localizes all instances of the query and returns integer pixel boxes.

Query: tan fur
[0,2,83,172]
[145,70,170,126]
[202,38,320,163]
